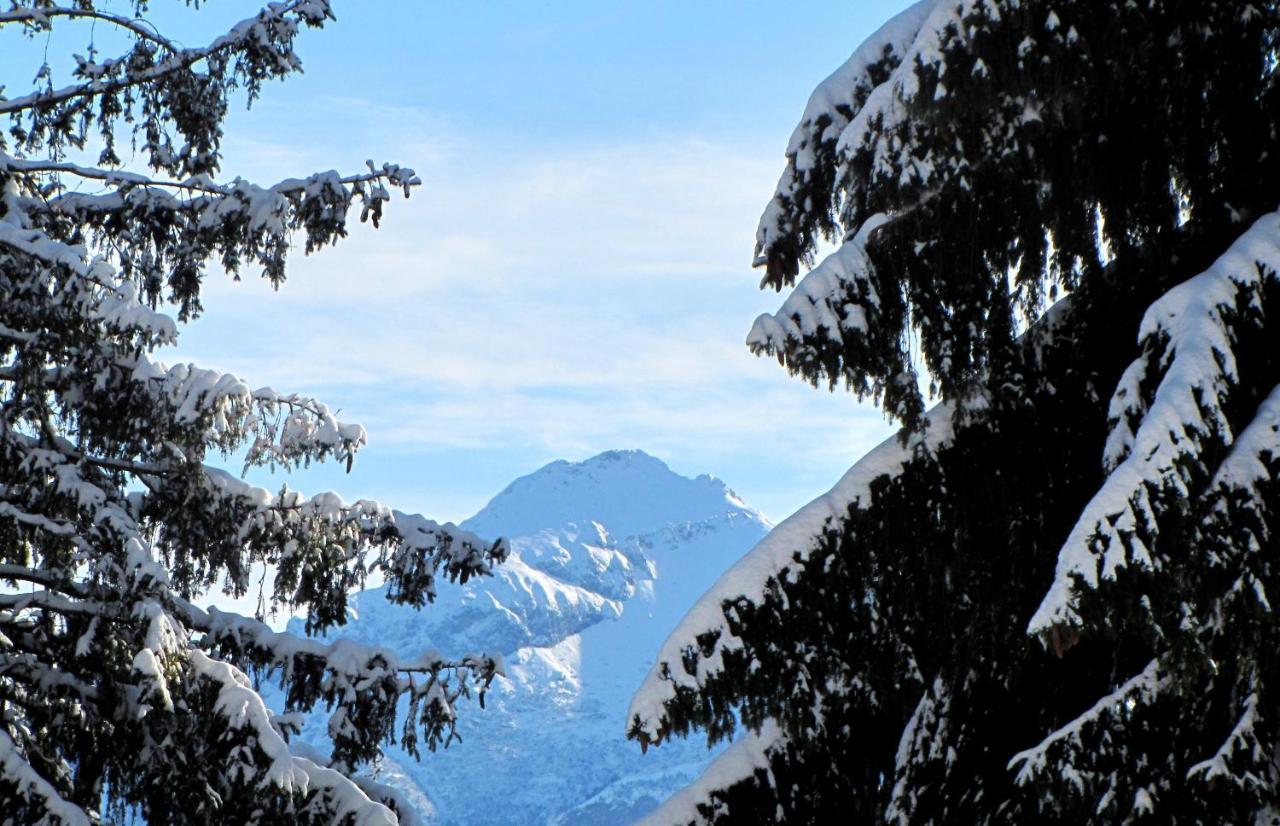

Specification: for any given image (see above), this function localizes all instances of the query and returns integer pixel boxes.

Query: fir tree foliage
[0,2,507,823]
[631,1,1280,823]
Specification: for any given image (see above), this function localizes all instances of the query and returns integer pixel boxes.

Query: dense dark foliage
[631,2,1280,822]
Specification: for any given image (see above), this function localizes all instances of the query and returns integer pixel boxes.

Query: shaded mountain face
[287,449,771,824]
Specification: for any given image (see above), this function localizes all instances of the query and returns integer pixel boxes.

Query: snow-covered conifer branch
[1005,660,1166,817]
[1196,383,1280,580]
[2,153,420,319]
[189,605,503,763]
[754,0,937,289]
[146,467,506,618]
[1029,211,1280,642]
[885,676,955,824]
[1185,671,1270,792]
[0,0,330,117]
[3,155,418,199]
[0,729,91,826]
[627,401,955,747]
[184,649,401,824]
[747,212,932,424]
[0,1,335,180]
[634,722,787,826]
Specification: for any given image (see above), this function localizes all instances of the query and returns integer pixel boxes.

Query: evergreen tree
[630,2,1280,822]
[0,3,506,823]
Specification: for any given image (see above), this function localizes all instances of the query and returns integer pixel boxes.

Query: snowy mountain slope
[285,450,770,824]
[462,450,760,541]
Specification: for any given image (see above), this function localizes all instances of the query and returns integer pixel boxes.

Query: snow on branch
[0,0,331,117]
[190,605,503,763]
[0,216,369,469]
[0,728,91,826]
[3,155,420,233]
[187,650,400,826]
[751,0,1054,426]
[4,154,413,195]
[747,212,929,419]
[749,213,890,356]
[886,676,953,824]
[194,604,499,684]
[635,722,786,826]
[2,153,420,320]
[0,591,107,622]
[755,0,1020,283]
[0,202,179,345]
[1197,383,1280,583]
[1208,383,1280,510]
[125,356,369,468]
[0,651,101,704]
[1007,660,1165,800]
[350,774,428,826]
[754,0,937,288]
[627,402,954,744]
[1028,211,1280,640]
[184,470,506,619]
[1185,671,1269,792]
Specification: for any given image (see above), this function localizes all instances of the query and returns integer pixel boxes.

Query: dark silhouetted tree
[631,2,1280,823]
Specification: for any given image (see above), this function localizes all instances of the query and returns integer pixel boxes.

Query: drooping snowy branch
[2,153,420,321]
[634,722,787,826]
[0,0,335,175]
[1197,383,1280,595]
[747,212,931,423]
[1029,211,1280,641]
[749,0,1241,429]
[1006,660,1166,816]
[191,606,503,764]
[627,401,955,747]
[186,650,400,825]
[0,728,92,826]
[1185,670,1271,793]
[749,213,890,356]
[754,0,937,288]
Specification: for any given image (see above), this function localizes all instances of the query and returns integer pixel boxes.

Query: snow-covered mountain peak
[284,450,772,824]
[461,449,766,542]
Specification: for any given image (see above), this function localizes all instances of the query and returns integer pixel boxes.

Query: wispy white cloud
[169,100,893,522]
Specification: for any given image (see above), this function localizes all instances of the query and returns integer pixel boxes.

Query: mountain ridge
[460,448,766,543]
[286,449,771,824]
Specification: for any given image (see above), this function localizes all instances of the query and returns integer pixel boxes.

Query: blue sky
[5,0,916,525]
